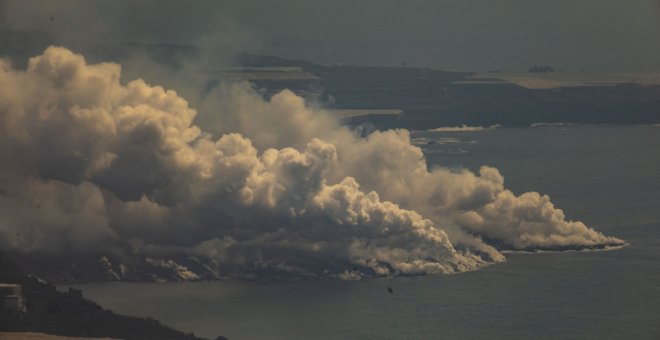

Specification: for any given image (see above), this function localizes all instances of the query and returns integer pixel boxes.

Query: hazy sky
[2,0,660,71]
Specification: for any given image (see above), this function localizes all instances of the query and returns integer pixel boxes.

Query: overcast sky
[2,0,660,71]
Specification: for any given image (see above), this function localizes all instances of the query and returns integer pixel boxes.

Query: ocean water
[75,125,660,340]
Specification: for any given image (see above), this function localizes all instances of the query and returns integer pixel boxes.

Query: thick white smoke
[0,47,624,279]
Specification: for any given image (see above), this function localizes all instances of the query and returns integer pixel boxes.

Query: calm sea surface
[75,125,660,340]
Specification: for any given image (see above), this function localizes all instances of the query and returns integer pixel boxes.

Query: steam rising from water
[0,47,624,278]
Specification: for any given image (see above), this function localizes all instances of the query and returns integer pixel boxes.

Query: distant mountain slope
[1,36,658,128]
[234,52,660,129]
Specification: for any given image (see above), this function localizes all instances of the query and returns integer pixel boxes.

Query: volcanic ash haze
[0,47,625,280]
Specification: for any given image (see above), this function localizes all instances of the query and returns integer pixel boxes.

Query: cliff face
[7,249,409,283]
[7,251,212,284]
[0,250,210,340]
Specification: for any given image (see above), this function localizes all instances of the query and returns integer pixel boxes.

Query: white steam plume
[0,47,624,279]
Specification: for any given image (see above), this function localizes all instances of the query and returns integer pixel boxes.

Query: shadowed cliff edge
[0,250,223,340]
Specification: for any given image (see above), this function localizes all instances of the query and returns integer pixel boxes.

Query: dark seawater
[75,125,660,340]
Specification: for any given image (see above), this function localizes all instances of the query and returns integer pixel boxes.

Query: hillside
[0,250,217,340]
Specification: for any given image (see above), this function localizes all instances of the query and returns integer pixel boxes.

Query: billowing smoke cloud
[0,47,624,279]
